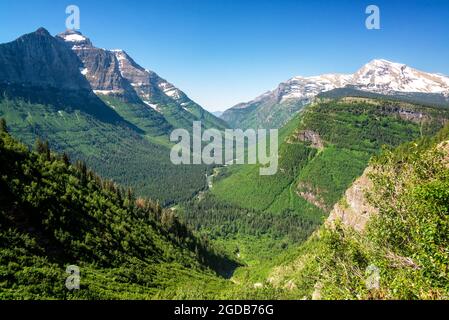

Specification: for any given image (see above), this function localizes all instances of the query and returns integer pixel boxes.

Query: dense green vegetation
[0,94,208,205]
[263,123,449,299]
[178,194,321,267]
[213,98,449,216]
[222,98,306,130]
[3,95,449,300]
[0,123,238,299]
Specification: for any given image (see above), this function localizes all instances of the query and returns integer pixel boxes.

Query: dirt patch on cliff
[297,183,327,211]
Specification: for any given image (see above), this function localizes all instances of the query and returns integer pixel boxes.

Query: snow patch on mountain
[79,68,88,76]
[60,33,87,42]
[143,101,161,113]
[280,74,352,102]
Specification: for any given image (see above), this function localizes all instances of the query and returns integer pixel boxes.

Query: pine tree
[35,138,46,154]
[62,153,70,166]
[0,118,7,133]
[75,160,88,185]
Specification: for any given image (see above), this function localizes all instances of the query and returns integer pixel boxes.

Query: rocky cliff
[0,28,90,90]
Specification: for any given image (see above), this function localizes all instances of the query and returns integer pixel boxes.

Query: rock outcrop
[296,130,324,149]
[327,168,378,232]
[57,30,141,102]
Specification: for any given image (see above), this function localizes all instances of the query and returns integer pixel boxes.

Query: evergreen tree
[35,138,50,160]
[62,153,70,166]
[0,118,7,133]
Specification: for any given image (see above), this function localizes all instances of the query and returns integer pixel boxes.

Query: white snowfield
[60,33,87,42]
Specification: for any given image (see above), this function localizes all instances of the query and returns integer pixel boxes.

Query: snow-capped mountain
[57,30,227,130]
[57,30,140,102]
[112,49,190,107]
[277,74,353,103]
[222,59,449,129]
[352,59,449,94]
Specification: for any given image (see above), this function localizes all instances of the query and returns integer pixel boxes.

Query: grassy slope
[222,98,306,130]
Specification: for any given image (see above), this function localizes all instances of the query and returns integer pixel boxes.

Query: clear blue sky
[1,0,449,111]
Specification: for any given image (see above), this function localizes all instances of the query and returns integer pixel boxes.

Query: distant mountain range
[221,59,449,129]
[212,111,224,117]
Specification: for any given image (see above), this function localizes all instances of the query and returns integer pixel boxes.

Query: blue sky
[0,0,449,111]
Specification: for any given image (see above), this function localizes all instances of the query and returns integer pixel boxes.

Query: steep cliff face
[56,30,227,130]
[0,28,90,90]
[57,30,141,102]
[113,49,183,104]
[326,168,378,232]
[0,28,132,125]
[296,130,324,150]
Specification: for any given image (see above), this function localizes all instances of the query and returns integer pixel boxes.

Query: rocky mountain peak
[57,30,93,49]
[0,28,90,90]
[34,27,51,36]
[353,59,449,94]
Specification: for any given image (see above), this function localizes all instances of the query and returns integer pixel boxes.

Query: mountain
[212,111,223,117]
[262,123,449,299]
[194,96,449,299]
[221,59,449,129]
[0,126,236,299]
[0,28,218,204]
[0,28,130,125]
[352,59,449,94]
[213,96,449,222]
[0,28,89,90]
[57,30,227,131]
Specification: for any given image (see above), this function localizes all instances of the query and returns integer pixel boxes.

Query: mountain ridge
[0,27,218,204]
[221,59,449,129]
[56,29,227,130]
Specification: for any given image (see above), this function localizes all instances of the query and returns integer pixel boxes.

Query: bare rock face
[0,28,91,90]
[297,130,324,149]
[56,30,141,102]
[327,168,378,232]
[57,30,192,106]
[112,49,185,105]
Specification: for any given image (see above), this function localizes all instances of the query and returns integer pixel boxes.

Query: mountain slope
[57,30,227,131]
[263,123,449,299]
[0,28,209,204]
[0,125,236,299]
[0,28,133,126]
[222,59,449,129]
[213,97,449,220]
